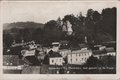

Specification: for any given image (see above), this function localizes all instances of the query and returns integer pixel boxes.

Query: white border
[0,1,120,80]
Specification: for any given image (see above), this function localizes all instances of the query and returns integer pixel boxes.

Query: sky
[1,1,117,24]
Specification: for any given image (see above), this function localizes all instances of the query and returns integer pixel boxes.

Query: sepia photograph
[1,1,117,75]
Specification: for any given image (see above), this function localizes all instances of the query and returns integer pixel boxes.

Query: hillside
[3,22,44,30]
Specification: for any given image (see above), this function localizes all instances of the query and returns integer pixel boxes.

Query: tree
[92,11,101,23]
[3,32,14,49]
[101,7,116,40]
[86,9,94,19]
[32,28,44,44]
[44,20,64,44]
[85,55,103,67]
[101,55,116,67]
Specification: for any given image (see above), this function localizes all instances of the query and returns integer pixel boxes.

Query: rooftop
[105,47,115,52]
[78,44,88,48]
[25,56,40,65]
[59,40,69,44]
[48,50,62,57]
[71,49,91,54]
[93,50,107,55]
[59,45,69,50]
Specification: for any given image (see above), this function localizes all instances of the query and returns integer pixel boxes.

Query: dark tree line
[3,7,116,48]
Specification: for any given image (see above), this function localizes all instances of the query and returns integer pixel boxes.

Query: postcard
[0,0,120,80]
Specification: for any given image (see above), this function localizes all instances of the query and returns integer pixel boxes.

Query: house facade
[49,57,63,65]
[44,50,64,65]
[93,45,106,51]
[68,49,92,65]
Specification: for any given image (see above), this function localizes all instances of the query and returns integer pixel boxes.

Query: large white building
[68,49,92,65]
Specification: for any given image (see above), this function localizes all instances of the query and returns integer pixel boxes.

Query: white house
[52,42,60,46]
[68,49,92,65]
[47,50,64,65]
[94,45,106,51]
[21,49,35,57]
[105,47,116,56]
[49,57,63,65]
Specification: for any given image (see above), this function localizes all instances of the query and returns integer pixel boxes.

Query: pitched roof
[25,56,40,65]
[59,45,69,50]
[48,50,62,57]
[71,49,91,54]
[93,50,106,55]
[78,44,88,48]
[59,40,69,44]
[105,47,115,52]
[70,47,81,51]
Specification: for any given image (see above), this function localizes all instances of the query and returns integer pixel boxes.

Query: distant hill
[3,22,44,30]
[3,22,45,46]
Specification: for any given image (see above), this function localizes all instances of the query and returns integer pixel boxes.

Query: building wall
[93,54,107,59]
[49,57,63,65]
[107,52,116,56]
[68,50,92,65]
[3,55,19,66]
[22,50,35,57]
[99,46,106,50]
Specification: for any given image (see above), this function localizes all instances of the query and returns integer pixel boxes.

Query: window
[52,59,54,63]
[82,58,83,61]
[56,59,58,62]
[71,54,72,57]
[59,59,61,62]
[76,59,77,61]
[88,53,89,55]
[71,59,72,62]
[79,54,81,56]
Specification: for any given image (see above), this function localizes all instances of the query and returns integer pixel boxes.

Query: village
[2,5,116,74]
[3,39,116,74]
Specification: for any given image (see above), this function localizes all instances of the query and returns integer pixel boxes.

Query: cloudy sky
[1,1,117,24]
